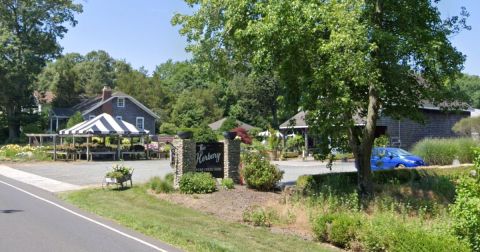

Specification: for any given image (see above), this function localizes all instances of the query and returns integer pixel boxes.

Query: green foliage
[457,74,480,108]
[313,212,362,248]
[221,178,234,190]
[67,112,84,129]
[374,135,390,147]
[267,128,281,151]
[242,206,277,227]
[179,172,217,194]
[450,148,480,251]
[171,89,223,128]
[193,125,218,143]
[218,117,238,132]
[148,175,174,194]
[159,123,177,135]
[411,138,479,165]
[174,0,469,196]
[358,213,469,252]
[241,152,283,191]
[0,0,82,140]
[286,135,304,152]
[453,116,480,136]
[105,164,132,180]
[0,144,51,161]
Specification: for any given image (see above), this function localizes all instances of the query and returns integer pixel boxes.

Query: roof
[80,92,160,120]
[280,103,472,129]
[208,118,255,131]
[279,111,308,129]
[51,108,74,118]
[59,113,149,136]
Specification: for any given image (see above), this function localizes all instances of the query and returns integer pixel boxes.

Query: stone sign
[195,142,224,178]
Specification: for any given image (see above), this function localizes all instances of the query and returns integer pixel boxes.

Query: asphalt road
[0,175,180,252]
[7,159,356,187]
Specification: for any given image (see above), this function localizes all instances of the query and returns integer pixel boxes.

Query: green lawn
[61,186,336,252]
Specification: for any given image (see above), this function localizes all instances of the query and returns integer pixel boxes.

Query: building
[49,86,159,134]
[280,106,471,150]
[208,117,255,131]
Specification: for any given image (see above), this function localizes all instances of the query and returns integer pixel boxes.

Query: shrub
[148,176,174,193]
[358,213,469,252]
[105,164,132,180]
[218,117,239,132]
[313,212,362,248]
[286,135,304,152]
[242,206,277,227]
[450,148,480,251]
[411,137,479,165]
[221,178,234,189]
[193,125,218,143]
[374,134,390,147]
[159,122,177,135]
[241,152,283,191]
[179,172,217,194]
[231,127,252,144]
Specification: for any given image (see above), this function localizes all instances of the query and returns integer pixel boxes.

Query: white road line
[0,179,170,252]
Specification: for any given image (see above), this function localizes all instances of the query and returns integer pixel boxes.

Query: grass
[411,138,479,165]
[61,186,335,252]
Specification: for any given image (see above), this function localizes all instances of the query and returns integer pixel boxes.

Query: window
[117,97,125,108]
[88,115,95,120]
[136,117,144,130]
[115,116,122,121]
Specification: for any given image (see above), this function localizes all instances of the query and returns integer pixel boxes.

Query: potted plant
[177,128,193,139]
[223,131,237,140]
[104,164,133,187]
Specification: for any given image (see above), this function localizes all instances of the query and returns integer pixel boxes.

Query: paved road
[8,160,174,186]
[6,159,356,187]
[0,175,180,252]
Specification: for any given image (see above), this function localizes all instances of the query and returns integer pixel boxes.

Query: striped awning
[59,113,149,135]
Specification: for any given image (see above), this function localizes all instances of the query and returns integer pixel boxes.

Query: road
[0,175,180,252]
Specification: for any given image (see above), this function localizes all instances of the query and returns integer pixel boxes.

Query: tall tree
[174,0,468,199]
[457,74,480,108]
[0,0,82,139]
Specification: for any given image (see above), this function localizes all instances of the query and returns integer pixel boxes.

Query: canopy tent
[258,130,284,138]
[55,113,149,161]
[59,113,149,136]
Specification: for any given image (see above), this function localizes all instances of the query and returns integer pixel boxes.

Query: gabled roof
[59,113,149,135]
[51,108,74,118]
[208,118,255,131]
[80,92,160,120]
[279,111,308,129]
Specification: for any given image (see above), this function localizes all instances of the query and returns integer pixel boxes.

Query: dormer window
[117,97,125,108]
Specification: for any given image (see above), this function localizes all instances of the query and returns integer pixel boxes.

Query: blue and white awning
[59,113,149,135]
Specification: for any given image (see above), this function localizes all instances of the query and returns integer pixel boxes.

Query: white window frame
[136,117,144,130]
[117,97,125,108]
[88,115,95,120]
[115,116,122,121]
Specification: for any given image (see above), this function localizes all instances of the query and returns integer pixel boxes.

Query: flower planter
[177,131,193,139]
[223,131,237,140]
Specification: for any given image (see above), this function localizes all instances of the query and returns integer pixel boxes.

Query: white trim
[115,116,122,121]
[117,97,125,108]
[279,125,308,129]
[82,95,160,119]
[136,117,145,130]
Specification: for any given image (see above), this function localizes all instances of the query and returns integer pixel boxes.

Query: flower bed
[0,144,51,161]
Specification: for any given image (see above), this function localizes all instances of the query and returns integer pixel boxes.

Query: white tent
[257,130,284,138]
[59,113,149,136]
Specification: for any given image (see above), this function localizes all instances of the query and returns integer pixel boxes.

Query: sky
[60,0,480,76]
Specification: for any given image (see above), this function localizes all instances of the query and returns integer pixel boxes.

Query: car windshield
[389,148,413,156]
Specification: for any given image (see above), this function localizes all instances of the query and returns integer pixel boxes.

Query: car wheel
[396,163,406,168]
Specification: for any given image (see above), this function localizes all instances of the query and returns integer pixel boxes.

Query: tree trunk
[349,84,380,204]
[6,104,20,141]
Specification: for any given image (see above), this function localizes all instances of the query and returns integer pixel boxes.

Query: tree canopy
[174,0,469,198]
[0,0,82,139]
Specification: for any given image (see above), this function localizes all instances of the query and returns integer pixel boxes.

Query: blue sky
[60,0,479,76]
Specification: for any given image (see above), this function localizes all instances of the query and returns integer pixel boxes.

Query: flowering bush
[0,144,50,161]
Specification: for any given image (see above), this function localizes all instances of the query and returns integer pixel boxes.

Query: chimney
[102,86,112,101]
[101,86,113,115]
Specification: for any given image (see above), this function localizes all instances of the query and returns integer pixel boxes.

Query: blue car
[371,147,425,170]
